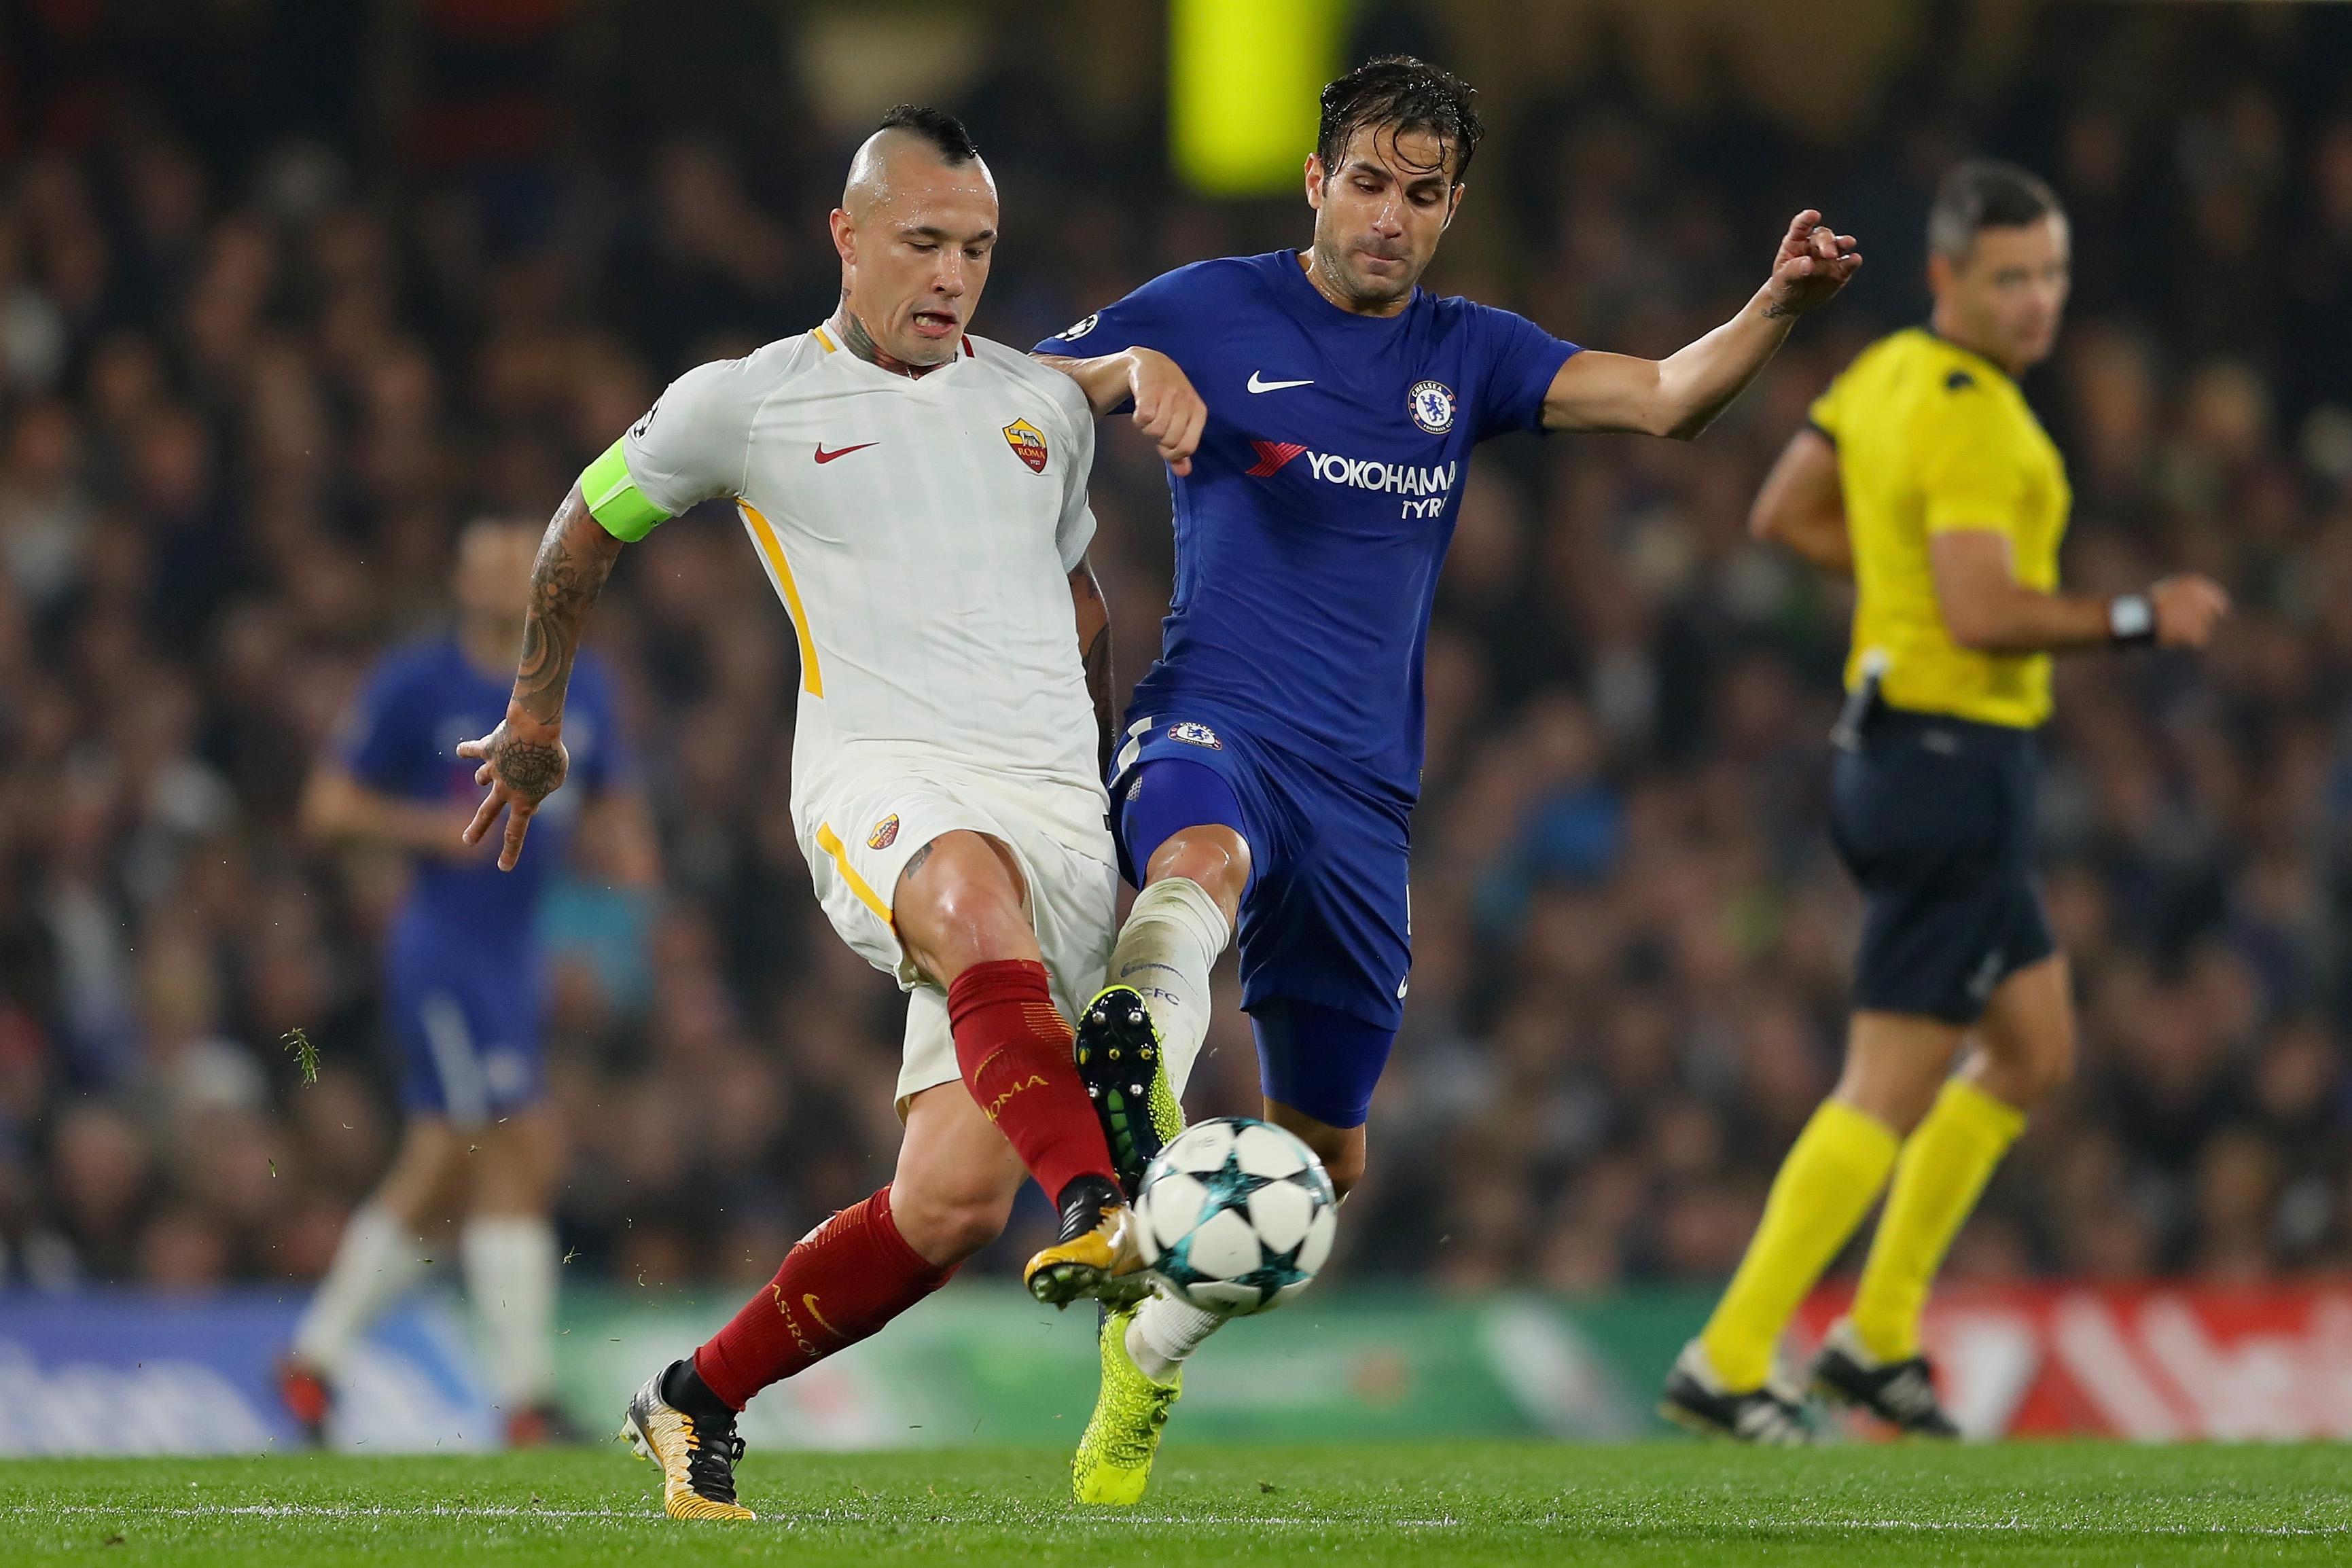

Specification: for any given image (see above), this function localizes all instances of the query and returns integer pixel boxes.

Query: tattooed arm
[458,486,626,870]
[1069,559,1115,777]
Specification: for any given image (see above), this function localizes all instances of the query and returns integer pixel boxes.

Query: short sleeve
[1049,382,1100,571]
[1806,374,1845,446]
[332,657,419,793]
[1469,305,1579,440]
[581,357,760,541]
[1917,378,2029,535]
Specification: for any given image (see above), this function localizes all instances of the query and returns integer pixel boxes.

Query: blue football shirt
[335,635,626,954]
[1039,250,1576,800]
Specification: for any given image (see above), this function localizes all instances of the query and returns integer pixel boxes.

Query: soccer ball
[1133,1117,1337,1315]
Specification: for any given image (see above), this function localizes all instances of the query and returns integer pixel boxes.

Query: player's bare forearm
[1544,293,1794,440]
[457,486,624,870]
[1035,348,1205,474]
[299,768,476,857]
[1660,293,1798,438]
[512,487,622,731]
[1751,428,1853,577]
[1035,353,1135,415]
[1071,561,1116,774]
[1544,212,1859,440]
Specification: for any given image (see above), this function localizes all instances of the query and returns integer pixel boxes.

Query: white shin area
[291,1200,429,1377]
[1128,1292,1228,1383]
[461,1214,559,1409]
[1110,875,1232,1097]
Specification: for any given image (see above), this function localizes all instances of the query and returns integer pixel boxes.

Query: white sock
[1109,877,1230,1097]
[1127,1293,1228,1383]
[461,1215,559,1408]
[291,1201,429,1376]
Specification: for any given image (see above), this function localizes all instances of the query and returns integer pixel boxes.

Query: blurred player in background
[279,518,654,1446]
[1664,161,2230,1443]
[457,108,1198,1522]
[1034,55,1859,1503]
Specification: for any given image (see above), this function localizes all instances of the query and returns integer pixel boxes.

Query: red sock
[692,1185,952,1410]
[947,959,1117,1203]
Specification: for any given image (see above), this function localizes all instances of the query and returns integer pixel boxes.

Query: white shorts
[798,764,1118,1115]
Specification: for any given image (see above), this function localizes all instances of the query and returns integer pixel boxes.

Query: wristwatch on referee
[2107,592,2156,647]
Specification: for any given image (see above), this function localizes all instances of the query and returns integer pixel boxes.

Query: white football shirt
[605,327,1105,821]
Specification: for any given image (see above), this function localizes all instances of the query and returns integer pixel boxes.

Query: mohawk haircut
[1317,55,1483,186]
[1927,158,2065,262]
[876,104,980,167]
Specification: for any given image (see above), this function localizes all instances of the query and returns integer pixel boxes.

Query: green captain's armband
[580,439,669,542]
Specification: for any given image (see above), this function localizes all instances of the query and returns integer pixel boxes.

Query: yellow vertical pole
[1171,0,1354,196]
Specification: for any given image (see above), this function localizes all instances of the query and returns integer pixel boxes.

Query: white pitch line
[10,1505,637,1521]
[8,1505,2344,1538]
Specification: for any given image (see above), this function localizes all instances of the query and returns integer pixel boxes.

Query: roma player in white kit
[456,107,1205,1521]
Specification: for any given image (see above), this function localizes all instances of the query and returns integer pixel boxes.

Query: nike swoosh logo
[1247,372,1315,393]
[814,442,877,464]
[801,1294,841,1336]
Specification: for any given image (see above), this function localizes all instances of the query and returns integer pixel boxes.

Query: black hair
[876,104,980,166]
[1317,55,1482,185]
[1927,158,2065,260]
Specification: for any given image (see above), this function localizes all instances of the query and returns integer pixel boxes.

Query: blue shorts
[385,917,546,1126]
[1111,707,1408,1128]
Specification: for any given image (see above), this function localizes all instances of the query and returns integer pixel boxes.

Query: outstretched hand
[1762,211,1863,319]
[457,719,569,872]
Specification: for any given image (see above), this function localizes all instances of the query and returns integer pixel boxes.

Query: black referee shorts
[1830,705,2056,1024]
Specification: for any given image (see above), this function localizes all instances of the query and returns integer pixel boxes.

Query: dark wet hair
[1927,158,2065,260]
[876,104,980,167]
[1317,55,1482,185]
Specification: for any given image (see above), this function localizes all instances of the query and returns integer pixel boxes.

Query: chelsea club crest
[1167,721,1222,749]
[1408,380,1456,434]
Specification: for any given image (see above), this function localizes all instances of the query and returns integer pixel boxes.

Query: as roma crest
[1002,418,1049,474]
[867,814,900,851]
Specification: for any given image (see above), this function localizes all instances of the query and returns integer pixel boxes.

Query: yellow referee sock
[1698,1099,1900,1392]
[1849,1077,2025,1364]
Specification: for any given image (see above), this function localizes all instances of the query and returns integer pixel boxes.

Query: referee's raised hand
[2150,573,2231,649]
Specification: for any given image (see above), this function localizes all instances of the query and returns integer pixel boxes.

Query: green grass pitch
[3,1442,2345,1565]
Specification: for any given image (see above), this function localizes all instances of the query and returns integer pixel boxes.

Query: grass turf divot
[0,1440,2345,1565]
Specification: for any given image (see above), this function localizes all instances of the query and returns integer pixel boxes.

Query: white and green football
[1133,1117,1337,1315]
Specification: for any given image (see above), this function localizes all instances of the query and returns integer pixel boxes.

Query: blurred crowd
[1,1,2349,1300]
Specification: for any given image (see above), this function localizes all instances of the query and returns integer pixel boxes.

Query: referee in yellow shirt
[1662,160,2230,1442]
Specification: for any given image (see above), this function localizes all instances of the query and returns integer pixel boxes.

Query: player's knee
[938,1200,1010,1262]
[895,834,1033,977]
[1147,828,1250,912]
[893,1185,1012,1267]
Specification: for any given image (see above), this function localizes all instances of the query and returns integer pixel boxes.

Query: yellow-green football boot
[1072,1300,1182,1505]
[1073,985,1185,1195]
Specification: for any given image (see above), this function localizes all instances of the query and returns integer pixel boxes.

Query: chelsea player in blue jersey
[278,518,654,1447]
[1034,56,1861,1501]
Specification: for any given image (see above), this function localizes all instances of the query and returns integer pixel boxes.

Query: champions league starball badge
[1408,380,1457,433]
